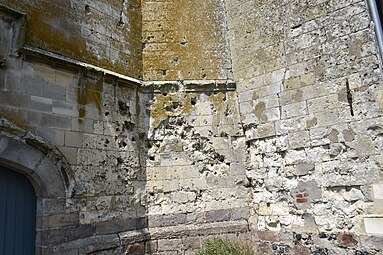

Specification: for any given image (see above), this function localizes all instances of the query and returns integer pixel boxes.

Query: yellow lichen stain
[26,1,87,59]
[77,79,102,119]
[0,108,31,131]
[150,93,192,130]
[208,91,239,135]
[1,0,142,78]
[377,90,383,108]
[348,39,363,58]
[209,92,226,128]
[306,5,326,20]
[142,0,227,81]
[209,92,226,113]
[253,101,267,123]
[254,0,273,7]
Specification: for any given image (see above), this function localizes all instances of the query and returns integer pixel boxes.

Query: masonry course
[0,0,383,254]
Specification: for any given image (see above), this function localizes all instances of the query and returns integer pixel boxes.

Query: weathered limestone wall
[142,0,232,81]
[143,82,249,254]
[0,7,148,254]
[2,0,383,254]
[0,0,142,78]
[227,0,383,253]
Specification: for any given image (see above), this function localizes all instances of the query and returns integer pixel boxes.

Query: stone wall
[143,82,250,254]
[227,0,383,253]
[0,0,142,78]
[0,6,148,253]
[1,0,383,254]
[142,0,232,81]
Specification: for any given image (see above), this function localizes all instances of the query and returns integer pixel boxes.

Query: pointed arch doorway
[0,166,36,255]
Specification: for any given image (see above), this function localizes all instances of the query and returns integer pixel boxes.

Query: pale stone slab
[373,185,383,200]
[364,217,383,234]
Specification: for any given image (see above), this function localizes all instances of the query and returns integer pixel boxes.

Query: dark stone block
[41,224,96,245]
[293,245,311,255]
[257,230,279,242]
[231,207,249,221]
[95,218,138,235]
[145,240,158,253]
[205,209,231,223]
[336,232,358,248]
[149,213,187,227]
[124,243,145,255]
[136,216,148,229]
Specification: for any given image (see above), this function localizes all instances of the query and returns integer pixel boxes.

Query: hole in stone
[149,155,155,160]
[191,97,197,105]
[180,37,188,45]
[291,24,302,29]
[85,5,91,13]
[172,102,180,109]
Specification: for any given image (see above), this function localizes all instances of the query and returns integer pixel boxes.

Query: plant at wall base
[196,237,256,255]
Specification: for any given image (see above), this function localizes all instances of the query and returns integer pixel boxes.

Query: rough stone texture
[1,0,383,254]
[0,0,142,78]
[141,0,232,81]
[226,0,383,253]
[146,85,247,219]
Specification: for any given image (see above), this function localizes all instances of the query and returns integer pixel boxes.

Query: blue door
[0,166,36,255]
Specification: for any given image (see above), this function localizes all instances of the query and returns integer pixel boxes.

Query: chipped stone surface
[142,0,232,81]
[1,0,383,254]
[226,0,383,253]
[2,0,142,78]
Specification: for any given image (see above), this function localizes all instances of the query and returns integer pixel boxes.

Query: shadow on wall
[0,5,151,254]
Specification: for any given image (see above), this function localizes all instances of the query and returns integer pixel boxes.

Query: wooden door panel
[0,166,36,255]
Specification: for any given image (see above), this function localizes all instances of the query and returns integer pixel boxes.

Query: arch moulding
[0,117,75,254]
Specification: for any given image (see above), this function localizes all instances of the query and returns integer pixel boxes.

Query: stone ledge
[42,229,150,254]
[148,207,249,228]
[20,45,142,86]
[95,217,148,235]
[149,220,249,239]
[141,79,236,94]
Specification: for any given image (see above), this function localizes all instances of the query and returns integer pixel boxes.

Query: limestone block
[281,101,308,119]
[157,239,183,252]
[373,184,383,200]
[364,217,383,234]
[275,116,308,135]
[245,122,276,140]
[291,181,322,209]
